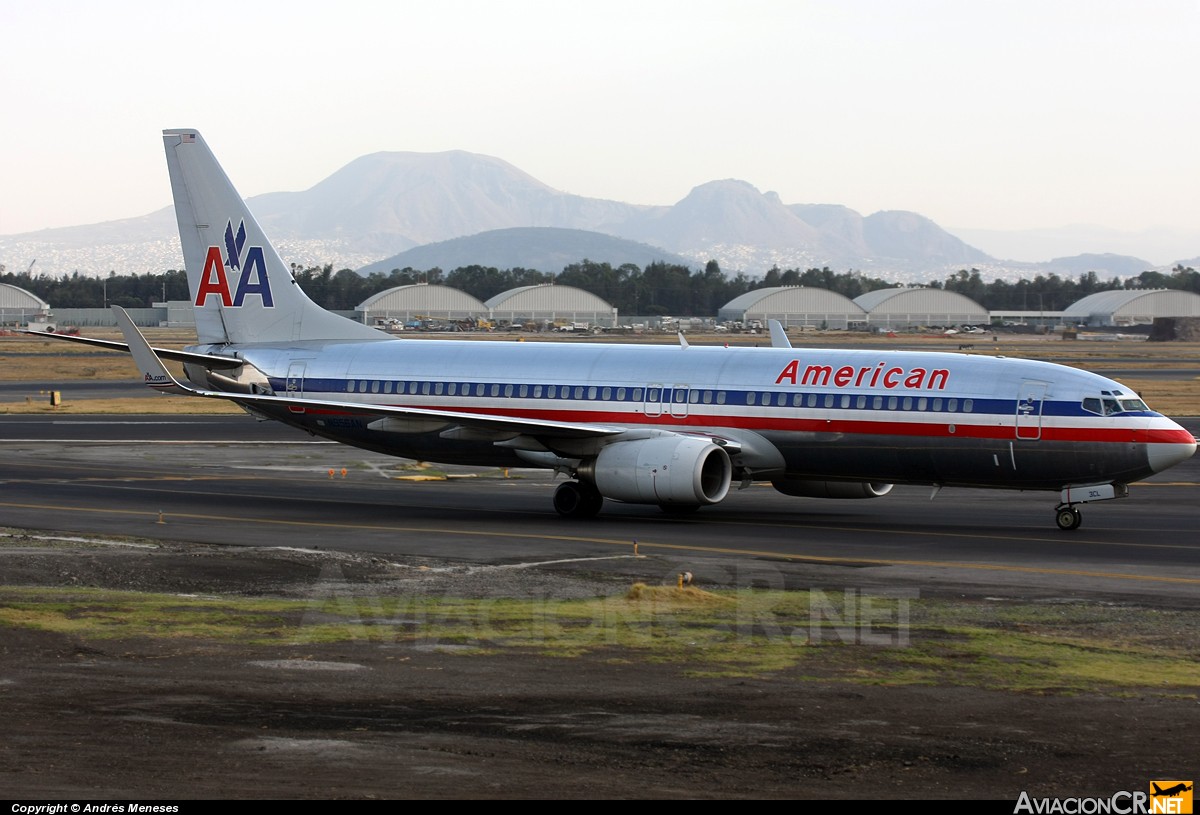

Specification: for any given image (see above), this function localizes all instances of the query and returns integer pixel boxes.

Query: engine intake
[585,436,732,505]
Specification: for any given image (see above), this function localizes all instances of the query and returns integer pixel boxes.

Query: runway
[2,414,1199,602]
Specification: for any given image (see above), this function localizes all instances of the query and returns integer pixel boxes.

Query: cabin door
[1015,380,1047,440]
[285,362,307,414]
[285,362,306,397]
[643,384,664,417]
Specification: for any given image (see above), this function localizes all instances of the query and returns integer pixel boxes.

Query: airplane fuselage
[185,337,1195,492]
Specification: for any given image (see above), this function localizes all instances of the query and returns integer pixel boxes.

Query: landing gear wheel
[1055,506,1082,531]
[553,481,603,518]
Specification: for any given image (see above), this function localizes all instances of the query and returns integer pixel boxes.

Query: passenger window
[856,395,866,409]
[932,398,942,411]
[422,382,431,395]
[534,385,543,398]
[963,399,973,413]
[603,387,612,400]
[475,383,485,397]
[648,388,659,401]
[887,396,898,410]
[589,387,598,400]
[704,390,713,404]
[948,398,957,412]
[918,397,927,411]
[574,386,584,399]
[872,396,882,410]
[617,387,626,400]
[747,392,757,406]
[841,395,850,409]
[689,390,700,404]
[824,394,834,408]
[807,394,818,408]
[384,381,393,394]
[633,388,644,401]
[717,391,726,405]
[902,396,912,410]
[490,384,499,397]
[435,382,444,395]
[519,385,528,398]
[504,384,513,397]
[371,380,380,394]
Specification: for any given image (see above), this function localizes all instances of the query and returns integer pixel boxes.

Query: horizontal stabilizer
[17,326,244,369]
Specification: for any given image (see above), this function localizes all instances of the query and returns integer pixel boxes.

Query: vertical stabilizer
[162,129,386,345]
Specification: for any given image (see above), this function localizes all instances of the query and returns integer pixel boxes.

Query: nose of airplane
[1145,418,1197,473]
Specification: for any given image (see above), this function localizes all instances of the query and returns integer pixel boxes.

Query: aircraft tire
[1055,507,1082,531]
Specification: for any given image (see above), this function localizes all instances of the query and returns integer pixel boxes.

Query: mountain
[861,211,991,266]
[357,227,693,276]
[245,150,652,257]
[3,148,1192,282]
[1040,253,1155,277]
[948,225,1200,267]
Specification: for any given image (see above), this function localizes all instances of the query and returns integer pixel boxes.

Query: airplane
[1151,783,1193,797]
[32,129,1198,530]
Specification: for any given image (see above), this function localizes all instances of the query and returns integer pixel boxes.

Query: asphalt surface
[1,414,1198,603]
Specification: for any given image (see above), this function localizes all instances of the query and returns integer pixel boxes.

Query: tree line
[4,261,1198,316]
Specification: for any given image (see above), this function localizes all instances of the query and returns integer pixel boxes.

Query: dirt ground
[1,535,1196,801]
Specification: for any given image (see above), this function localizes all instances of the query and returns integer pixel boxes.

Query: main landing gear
[553,480,603,518]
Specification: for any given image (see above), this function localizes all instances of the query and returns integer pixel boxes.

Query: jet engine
[771,479,893,499]
[583,436,732,506]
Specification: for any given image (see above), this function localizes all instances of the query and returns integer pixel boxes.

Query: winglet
[768,320,792,349]
[111,306,193,395]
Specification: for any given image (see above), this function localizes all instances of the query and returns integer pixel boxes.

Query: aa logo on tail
[194,220,275,307]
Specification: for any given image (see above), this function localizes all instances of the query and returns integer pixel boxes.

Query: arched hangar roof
[853,287,987,325]
[484,284,613,313]
[719,286,865,317]
[0,283,50,310]
[356,284,487,315]
[1062,289,1200,320]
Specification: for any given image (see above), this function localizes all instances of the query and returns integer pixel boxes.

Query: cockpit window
[1083,395,1148,415]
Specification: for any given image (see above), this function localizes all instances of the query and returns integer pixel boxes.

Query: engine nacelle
[772,479,893,499]
[585,437,732,505]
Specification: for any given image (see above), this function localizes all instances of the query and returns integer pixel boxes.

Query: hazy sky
[2,0,1197,245]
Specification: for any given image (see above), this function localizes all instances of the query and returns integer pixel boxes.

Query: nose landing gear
[1055,505,1082,531]
[1054,483,1128,531]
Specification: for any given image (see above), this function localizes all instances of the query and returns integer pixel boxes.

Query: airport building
[484,284,617,329]
[854,287,989,329]
[357,284,488,326]
[1061,289,1200,327]
[0,283,51,327]
[717,287,867,329]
